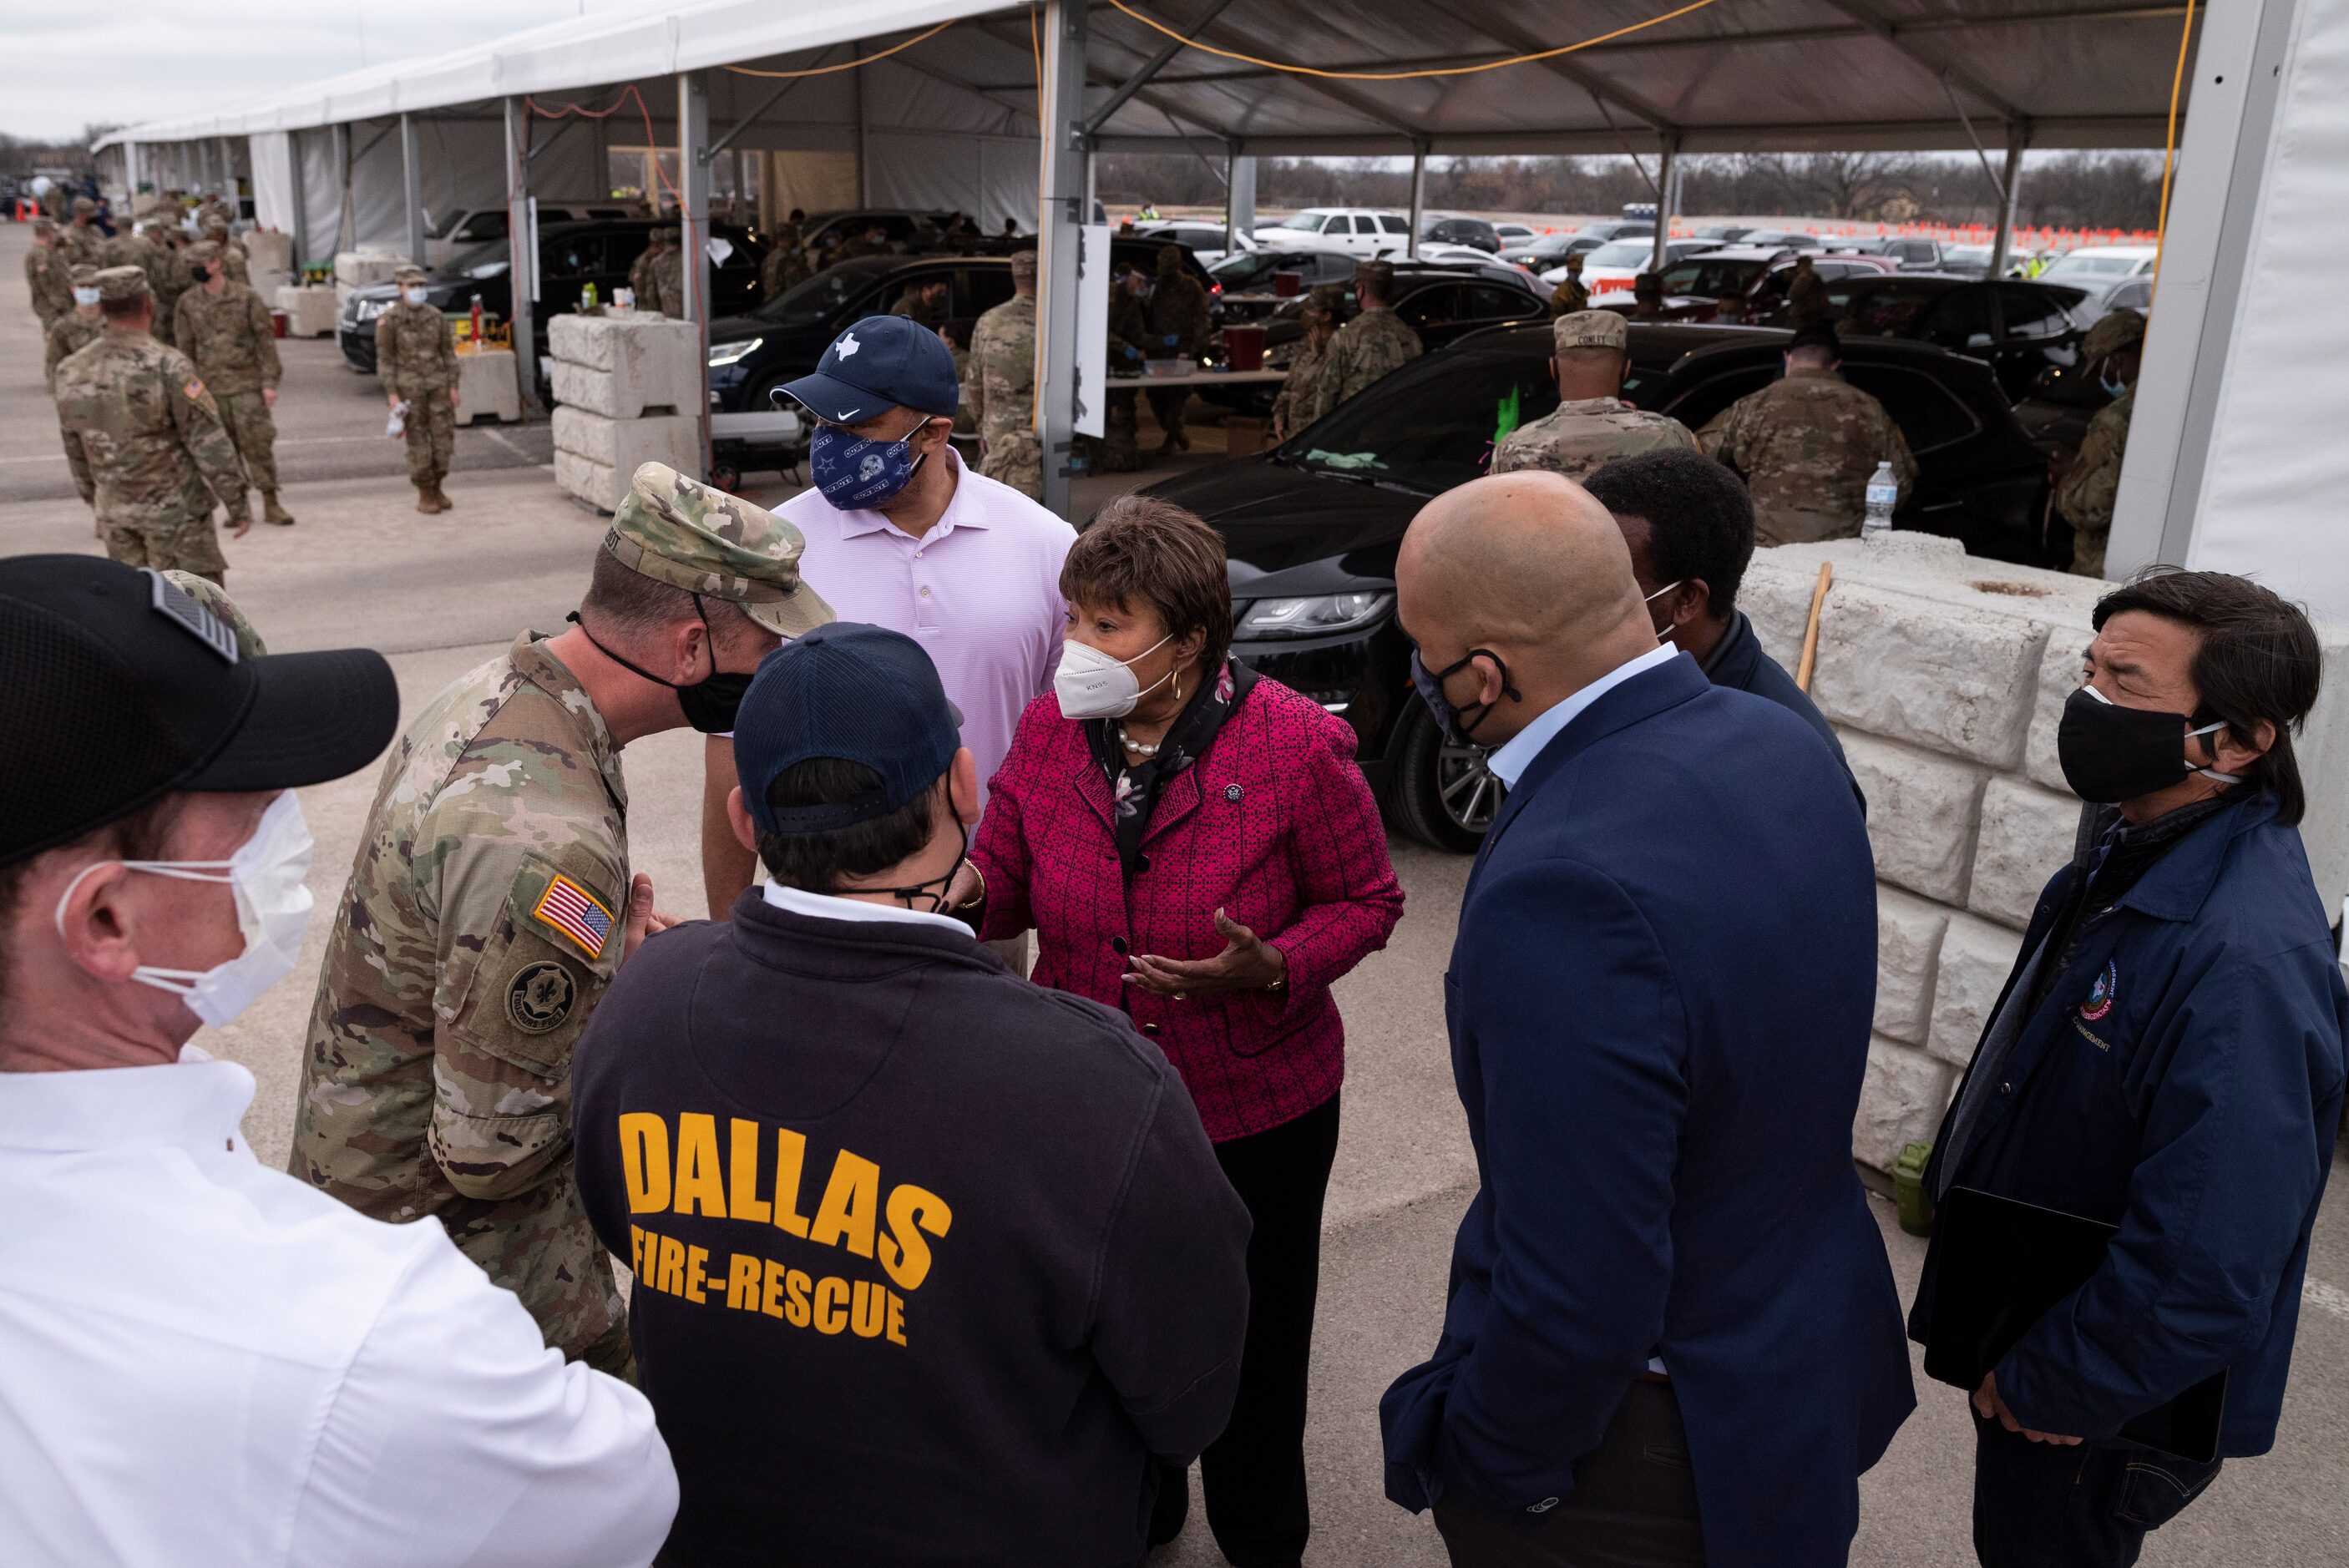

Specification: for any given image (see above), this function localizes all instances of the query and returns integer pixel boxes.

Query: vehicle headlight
[707,336,763,367]
[352,298,387,323]
[1233,590,1393,640]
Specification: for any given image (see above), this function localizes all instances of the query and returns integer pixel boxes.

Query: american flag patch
[532,874,615,960]
[183,378,206,402]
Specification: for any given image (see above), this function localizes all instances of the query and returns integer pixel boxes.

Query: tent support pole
[284,138,306,266]
[1406,138,1428,259]
[680,69,712,478]
[334,123,352,255]
[1228,151,1256,248]
[504,96,542,419]
[1223,143,1237,253]
[1037,0,1088,518]
[1080,0,1237,138]
[1652,134,1682,273]
[1987,123,2028,280]
[853,43,870,207]
[400,114,425,266]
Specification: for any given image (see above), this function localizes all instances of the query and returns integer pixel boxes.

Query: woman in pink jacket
[954,494,1404,1565]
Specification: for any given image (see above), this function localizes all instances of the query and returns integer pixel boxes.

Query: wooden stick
[1796,562,1834,692]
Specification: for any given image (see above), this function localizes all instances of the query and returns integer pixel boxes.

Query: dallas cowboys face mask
[810,413,930,510]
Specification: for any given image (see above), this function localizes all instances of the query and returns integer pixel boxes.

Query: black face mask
[2056,685,2240,804]
[869,822,970,918]
[187,264,210,282]
[566,601,757,735]
[1410,645,1520,746]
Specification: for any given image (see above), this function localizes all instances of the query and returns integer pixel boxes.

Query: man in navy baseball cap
[568,618,1250,1563]
[779,313,959,429]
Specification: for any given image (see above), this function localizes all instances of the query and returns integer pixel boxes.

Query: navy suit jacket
[1380,654,1913,1566]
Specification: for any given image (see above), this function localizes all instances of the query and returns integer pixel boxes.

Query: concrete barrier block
[1842,731,1988,904]
[1927,912,2024,1066]
[2023,625,2093,793]
[454,350,522,427]
[274,286,339,337]
[554,448,620,513]
[1876,885,1949,1046]
[250,269,293,305]
[334,250,406,287]
[547,314,699,418]
[551,406,699,487]
[1739,554,1823,672]
[1853,1035,1952,1173]
[243,230,293,275]
[1805,578,2048,768]
[1969,776,2079,930]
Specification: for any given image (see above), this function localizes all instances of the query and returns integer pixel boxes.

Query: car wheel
[1383,696,1505,853]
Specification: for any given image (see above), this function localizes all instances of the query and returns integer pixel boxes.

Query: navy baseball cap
[779,315,959,425]
[735,623,964,833]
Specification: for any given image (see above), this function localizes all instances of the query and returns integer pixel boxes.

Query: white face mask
[1055,631,1176,720]
[1644,579,1685,642]
[54,791,316,1030]
[73,286,101,307]
[402,286,428,306]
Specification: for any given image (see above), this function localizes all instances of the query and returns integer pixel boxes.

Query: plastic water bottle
[1863,460,1898,539]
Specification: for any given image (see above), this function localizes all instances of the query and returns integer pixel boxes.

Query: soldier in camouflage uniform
[199,215,250,286]
[175,240,293,527]
[1547,251,1591,319]
[627,228,665,306]
[964,249,1041,498]
[759,222,809,301]
[1270,283,1344,440]
[1491,311,1700,481]
[58,198,109,269]
[889,276,949,331]
[1141,243,1213,453]
[648,228,689,319]
[377,264,460,513]
[145,226,192,348]
[1699,322,1916,547]
[289,461,837,1374]
[834,223,895,263]
[1318,259,1423,419]
[1785,255,1832,328]
[24,218,74,330]
[54,266,253,582]
[43,266,104,392]
[2057,308,2145,579]
[1098,264,1154,471]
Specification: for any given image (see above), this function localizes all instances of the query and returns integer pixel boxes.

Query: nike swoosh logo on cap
[835,406,862,419]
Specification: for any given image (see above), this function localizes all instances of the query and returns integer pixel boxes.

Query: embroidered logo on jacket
[2080,959,2118,1021]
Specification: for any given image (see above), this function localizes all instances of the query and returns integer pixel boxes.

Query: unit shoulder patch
[507,960,577,1034]
[530,872,617,960]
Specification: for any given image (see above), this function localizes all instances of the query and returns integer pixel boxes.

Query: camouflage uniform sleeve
[166,357,252,518]
[1697,394,1749,470]
[249,290,283,387]
[2058,407,2124,534]
[1181,283,1213,357]
[432,310,458,386]
[376,311,407,399]
[58,405,94,506]
[424,817,629,1203]
[963,316,990,430]
[1886,409,1919,508]
[1663,413,1703,453]
[172,290,197,351]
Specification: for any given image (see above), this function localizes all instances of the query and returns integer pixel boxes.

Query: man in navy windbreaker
[1913,569,2346,1567]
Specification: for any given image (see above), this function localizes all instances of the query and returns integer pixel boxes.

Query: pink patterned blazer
[974,675,1405,1141]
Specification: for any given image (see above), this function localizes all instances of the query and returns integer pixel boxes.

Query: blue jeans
[1971,1411,2222,1568]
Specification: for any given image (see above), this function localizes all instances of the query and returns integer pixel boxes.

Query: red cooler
[1223,323,1267,372]
[1271,270,1303,297]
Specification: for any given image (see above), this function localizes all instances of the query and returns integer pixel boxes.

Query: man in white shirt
[0,555,678,1568]
[699,313,1075,918]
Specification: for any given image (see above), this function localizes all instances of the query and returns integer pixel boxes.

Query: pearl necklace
[1116,725,1162,756]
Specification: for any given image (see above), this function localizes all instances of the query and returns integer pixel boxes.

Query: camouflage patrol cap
[393,264,428,284]
[2082,307,2147,362]
[605,462,837,637]
[1009,249,1038,282]
[185,240,222,264]
[68,264,99,287]
[201,214,230,234]
[73,196,96,215]
[93,265,150,302]
[1356,260,1396,290]
[661,227,683,245]
[32,216,56,236]
[1303,282,1346,319]
[1553,310,1628,353]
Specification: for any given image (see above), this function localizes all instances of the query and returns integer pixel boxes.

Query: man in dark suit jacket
[1380,471,1913,1566]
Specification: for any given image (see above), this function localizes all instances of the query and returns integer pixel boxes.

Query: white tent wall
[248,133,298,235]
[294,129,344,264]
[866,133,1039,228]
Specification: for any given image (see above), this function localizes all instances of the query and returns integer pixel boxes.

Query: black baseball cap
[779,315,960,425]
[734,623,962,833]
[0,556,400,867]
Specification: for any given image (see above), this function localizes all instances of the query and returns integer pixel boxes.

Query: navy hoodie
[572,888,1252,1566]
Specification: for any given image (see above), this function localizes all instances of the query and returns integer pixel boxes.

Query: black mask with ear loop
[566,598,755,735]
[872,822,971,916]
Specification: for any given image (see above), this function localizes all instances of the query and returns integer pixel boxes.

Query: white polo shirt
[0,1054,677,1568]
[781,447,1076,808]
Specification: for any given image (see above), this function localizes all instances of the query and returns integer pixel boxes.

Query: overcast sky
[9,0,657,142]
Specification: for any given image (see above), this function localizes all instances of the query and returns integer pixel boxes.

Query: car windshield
[1210,251,1304,288]
[2046,253,2141,278]
[448,237,513,280]
[1657,256,1770,296]
[1277,347,1558,493]
[754,258,897,325]
[1274,213,1331,232]
[1825,278,1956,336]
[1585,240,1654,268]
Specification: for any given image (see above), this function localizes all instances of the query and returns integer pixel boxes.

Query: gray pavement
[6,218,2346,1563]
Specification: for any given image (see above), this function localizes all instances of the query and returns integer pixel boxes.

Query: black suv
[1137,322,2055,851]
[702,243,1221,417]
[336,218,765,376]
[1764,274,2095,401]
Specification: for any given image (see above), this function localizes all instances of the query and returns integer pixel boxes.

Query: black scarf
[1086,656,1259,880]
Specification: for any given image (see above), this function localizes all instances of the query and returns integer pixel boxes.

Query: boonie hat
[2082,308,2147,361]
[0,557,398,868]
[604,461,837,638]
[1554,310,1628,352]
[734,624,962,834]
[94,266,149,301]
[781,314,960,424]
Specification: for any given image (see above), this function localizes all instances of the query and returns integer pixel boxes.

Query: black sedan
[703,242,1221,418]
[1137,322,2056,851]
[1766,274,2097,401]
[336,218,765,376]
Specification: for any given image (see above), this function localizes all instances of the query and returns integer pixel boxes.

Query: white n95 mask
[54,790,316,1029]
[1055,632,1175,721]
